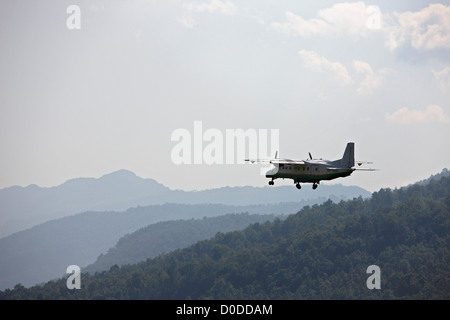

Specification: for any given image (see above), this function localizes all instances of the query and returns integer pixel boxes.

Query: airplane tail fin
[340,142,355,168]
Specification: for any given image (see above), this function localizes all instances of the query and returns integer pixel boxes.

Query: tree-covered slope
[84,213,278,274]
[0,201,312,291]
[1,175,449,299]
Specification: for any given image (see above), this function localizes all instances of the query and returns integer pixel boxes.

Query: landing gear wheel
[296,183,301,189]
[312,183,318,190]
[269,180,274,186]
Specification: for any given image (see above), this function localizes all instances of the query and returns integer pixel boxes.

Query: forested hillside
[1,174,449,299]
[0,201,313,290]
[84,213,278,273]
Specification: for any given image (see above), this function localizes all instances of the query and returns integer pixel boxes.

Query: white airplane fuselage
[265,160,354,184]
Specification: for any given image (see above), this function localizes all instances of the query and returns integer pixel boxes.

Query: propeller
[308,152,312,160]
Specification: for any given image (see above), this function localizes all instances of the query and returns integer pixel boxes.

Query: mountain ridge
[0,169,371,238]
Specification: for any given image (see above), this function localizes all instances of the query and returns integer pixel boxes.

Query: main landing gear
[295,182,318,190]
[269,180,319,190]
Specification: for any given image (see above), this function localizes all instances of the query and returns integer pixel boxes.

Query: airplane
[245,142,375,190]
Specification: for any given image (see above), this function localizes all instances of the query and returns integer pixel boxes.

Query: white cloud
[298,50,353,85]
[184,0,238,16]
[272,11,329,37]
[299,51,391,93]
[386,105,450,124]
[318,2,371,35]
[272,3,450,52]
[180,0,238,28]
[386,4,450,51]
[353,60,373,75]
[353,60,391,95]
[433,66,450,90]
[272,2,377,38]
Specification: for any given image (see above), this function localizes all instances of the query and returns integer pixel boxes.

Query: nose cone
[265,165,278,177]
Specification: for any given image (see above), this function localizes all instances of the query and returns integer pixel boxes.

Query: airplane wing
[270,159,306,165]
[245,159,306,165]
[244,158,272,163]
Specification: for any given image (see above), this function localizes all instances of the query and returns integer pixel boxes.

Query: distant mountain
[0,169,370,238]
[2,172,448,299]
[0,170,169,238]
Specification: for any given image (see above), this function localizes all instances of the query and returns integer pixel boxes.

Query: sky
[0,0,449,193]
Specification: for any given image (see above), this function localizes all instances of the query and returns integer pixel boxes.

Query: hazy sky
[1,0,449,192]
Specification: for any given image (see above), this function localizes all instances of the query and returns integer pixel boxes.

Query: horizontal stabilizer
[356,161,373,166]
